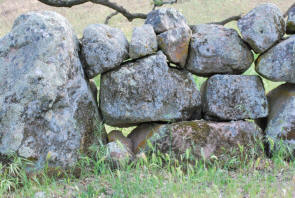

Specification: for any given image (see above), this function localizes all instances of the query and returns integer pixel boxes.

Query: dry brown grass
[1,0,294,39]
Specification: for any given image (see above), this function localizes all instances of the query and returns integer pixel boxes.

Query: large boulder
[157,26,192,67]
[202,75,268,121]
[255,36,295,83]
[145,8,189,34]
[100,51,202,127]
[81,24,129,78]
[186,24,253,76]
[262,84,295,146]
[286,7,295,34]
[129,24,158,59]
[0,11,106,167]
[128,120,263,162]
[237,3,285,53]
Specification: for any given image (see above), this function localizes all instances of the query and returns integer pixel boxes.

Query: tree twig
[104,11,119,24]
[209,14,242,25]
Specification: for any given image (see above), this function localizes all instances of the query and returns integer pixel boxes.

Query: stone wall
[1,3,295,167]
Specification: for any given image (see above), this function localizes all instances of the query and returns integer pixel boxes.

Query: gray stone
[128,120,263,162]
[145,8,189,34]
[255,36,295,83]
[202,75,268,121]
[263,83,295,146]
[237,3,285,53]
[0,11,106,167]
[81,24,129,78]
[287,7,295,34]
[186,24,253,76]
[100,51,202,127]
[157,26,192,67]
[129,24,157,59]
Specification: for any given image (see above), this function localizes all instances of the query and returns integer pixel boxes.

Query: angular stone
[100,51,202,127]
[202,75,268,121]
[129,24,157,59]
[255,36,295,83]
[157,26,192,67]
[128,120,263,161]
[81,24,129,78]
[263,83,295,145]
[108,130,133,153]
[186,24,253,76]
[145,8,189,34]
[0,11,106,167]
[287,7,295,34]
[237,3,285,53]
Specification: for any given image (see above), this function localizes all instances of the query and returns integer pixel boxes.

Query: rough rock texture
[237,3,285,53]
[0,11,106,167]
[106,142,133,167]
[202,75,268,121]
[100,51,202,127]
[145,8,189,34]
[186,24,253,76]
[89,79,98,106]
[81,24,129,78]
[255,36,295,83]
[261,84,295,145]
[157,26,192,67]
[128,121,263,161]
[108,130,133,153]
[129,24,157,59]
[287,7,295,34]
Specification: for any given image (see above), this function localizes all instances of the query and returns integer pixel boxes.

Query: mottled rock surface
[186,24,253,76]
[145,8,189,34]
[262,84,295,145]
[100,51,202,127]
[202,75,268,121]
[157,26,192,67]
[81,24,129,78]
[128,120,263,161]
[237,3,285,53]
[287,7,295,34]
[0,11,106,167]
[255,36,295,83]
[129,24,157,59]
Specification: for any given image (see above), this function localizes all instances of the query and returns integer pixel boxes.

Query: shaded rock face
[263,84,295,145]
[145,8,189,34]
[128,121,262,161]
[81,24,129,78]
[202,75,268,121]
[129,24,157,59]
[255,36,295,83]
[237,3,285,53]
[186,24,253,76]
[157,26,192,67]
[0,11,105,167]
[287,7,295,34]
[100,51,202,127]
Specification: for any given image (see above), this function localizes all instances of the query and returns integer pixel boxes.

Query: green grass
[1,137,295,197]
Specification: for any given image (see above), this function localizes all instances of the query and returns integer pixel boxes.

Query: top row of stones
[81,3,287,79]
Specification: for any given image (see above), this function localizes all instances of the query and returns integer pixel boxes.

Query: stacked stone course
[1,3,295,168]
